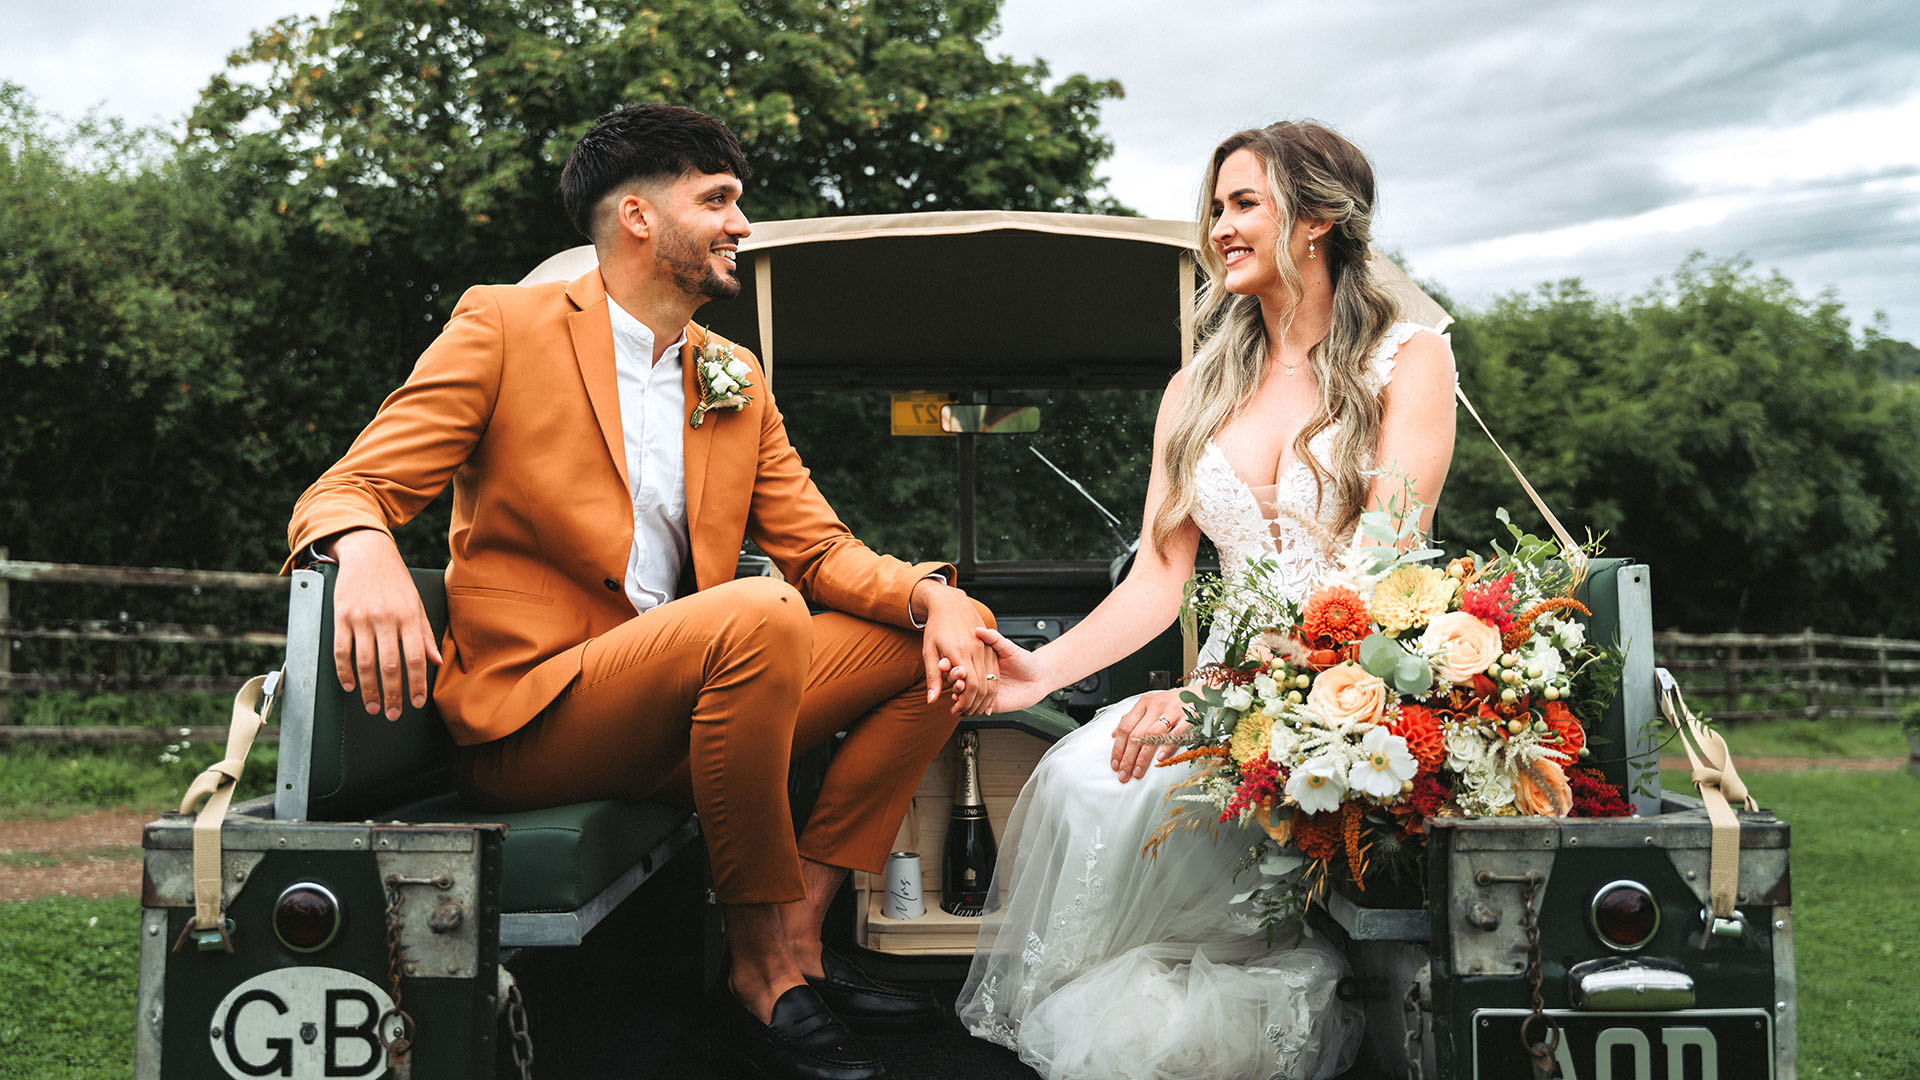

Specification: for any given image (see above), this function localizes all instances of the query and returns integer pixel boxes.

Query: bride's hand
[1112,689,1193,784]
[973,627,1051,713]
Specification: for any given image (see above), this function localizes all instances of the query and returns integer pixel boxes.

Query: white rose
[709,373,739,395]
[1252,673,1281,703]
[1222,684,1255,712]
[1521,639,1564,689]
[724,358,752,381]
[1444,727,1488,772]
[1268,722,1305,764]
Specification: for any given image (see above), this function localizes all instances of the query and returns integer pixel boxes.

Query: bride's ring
[1159,716,1174,728]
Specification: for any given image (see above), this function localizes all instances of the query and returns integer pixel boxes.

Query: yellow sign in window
[891,394,957,436]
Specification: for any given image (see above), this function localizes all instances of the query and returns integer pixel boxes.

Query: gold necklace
[1276,355,1307,378]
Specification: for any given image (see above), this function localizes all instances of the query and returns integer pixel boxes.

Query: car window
[973,389,1157,561]
[780,386,1159,564]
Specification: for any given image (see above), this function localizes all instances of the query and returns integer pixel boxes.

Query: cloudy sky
[6,0,1917,339]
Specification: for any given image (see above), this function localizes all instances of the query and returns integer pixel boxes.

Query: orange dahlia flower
[1302,585,1371,646]
[1291,810,1343,861]
[1387,705,1448,772]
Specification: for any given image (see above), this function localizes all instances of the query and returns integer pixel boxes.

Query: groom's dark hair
[561,103,753,241]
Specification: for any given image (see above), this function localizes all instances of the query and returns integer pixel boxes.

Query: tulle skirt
[955,697,1363,1080]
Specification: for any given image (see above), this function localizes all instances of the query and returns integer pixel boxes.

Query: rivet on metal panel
[1774,920,1785,930]
[210,1027,222,1039]
[352,839,363,849]
[233,870,245,881]
[277,837,288,848]
[147,924,160,936]
[1687,871,1697,880]
[446,961,460,974]
[378,838,391,849]
[1567,837,1579,846]
[1643,836,1655,845]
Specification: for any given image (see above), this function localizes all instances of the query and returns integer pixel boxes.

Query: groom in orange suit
[287,104,995,1080]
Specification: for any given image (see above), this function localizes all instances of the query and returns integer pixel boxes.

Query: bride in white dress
[956,122,1458,1080]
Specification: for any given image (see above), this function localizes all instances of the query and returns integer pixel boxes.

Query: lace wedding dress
[956,324,1432,1080]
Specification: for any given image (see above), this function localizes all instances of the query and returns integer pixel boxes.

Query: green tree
[0,84,279,569]
[1444,257,1920,634]
[185,0,1125,342]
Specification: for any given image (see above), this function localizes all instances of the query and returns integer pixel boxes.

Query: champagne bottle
[939,731,997,917]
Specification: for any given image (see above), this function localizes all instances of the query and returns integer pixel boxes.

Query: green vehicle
[139,212,1793,1079]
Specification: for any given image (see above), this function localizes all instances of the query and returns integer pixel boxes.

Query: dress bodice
[1186,323,1427,624]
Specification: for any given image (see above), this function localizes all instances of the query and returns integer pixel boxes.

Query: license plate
[209,967,402,1080]
[1471,1008,1773,1080]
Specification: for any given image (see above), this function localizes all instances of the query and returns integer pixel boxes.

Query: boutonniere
[689,334,755,429]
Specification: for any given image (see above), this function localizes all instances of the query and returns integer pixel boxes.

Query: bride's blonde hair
[1152,122,1400,554]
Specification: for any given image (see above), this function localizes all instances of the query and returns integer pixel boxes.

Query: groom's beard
[657,220,742,301]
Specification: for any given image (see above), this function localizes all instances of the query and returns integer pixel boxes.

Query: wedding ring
[1160,716,1174,728]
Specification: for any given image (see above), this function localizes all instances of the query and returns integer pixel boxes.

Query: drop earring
[1308,236,1317,260]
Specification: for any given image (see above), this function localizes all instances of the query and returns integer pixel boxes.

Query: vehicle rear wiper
[1028,446,1133,552]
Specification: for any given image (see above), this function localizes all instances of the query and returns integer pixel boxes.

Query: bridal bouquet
[1150,501,1634,928]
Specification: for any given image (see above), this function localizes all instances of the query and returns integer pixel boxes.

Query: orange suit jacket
[287,268,953,746]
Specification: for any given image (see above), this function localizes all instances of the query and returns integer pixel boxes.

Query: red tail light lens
[1589,880,1659,951]
[273,882,343,953]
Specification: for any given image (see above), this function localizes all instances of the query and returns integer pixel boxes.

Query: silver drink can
[882,851,925,920]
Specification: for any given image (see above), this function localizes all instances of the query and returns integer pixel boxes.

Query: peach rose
[1421,610,1503,686]
[1306,663,1389,730]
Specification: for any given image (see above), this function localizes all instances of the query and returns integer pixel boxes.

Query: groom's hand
[326,528,443,721]
[912,580,998,716]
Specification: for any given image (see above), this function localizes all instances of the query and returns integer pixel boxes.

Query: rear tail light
[1589,879,1659,951]
[273,882,343,953]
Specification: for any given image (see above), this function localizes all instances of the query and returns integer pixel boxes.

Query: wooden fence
[4,553,1919,740]
[0,549,287,739]
[1652,629,1920,721]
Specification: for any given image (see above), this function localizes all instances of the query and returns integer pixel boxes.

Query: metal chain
[377,875,417,1068]
[1515,872,1560,1079]
[505,981,536,1080]
[1400,978,1426,1080]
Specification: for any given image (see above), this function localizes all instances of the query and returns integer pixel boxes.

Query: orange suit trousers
[454,577,966,904]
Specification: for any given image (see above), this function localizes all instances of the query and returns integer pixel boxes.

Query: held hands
[970,627,1050,714]
[913,580,999,717]
[1110,688,1193,784]
[326,529,442,721]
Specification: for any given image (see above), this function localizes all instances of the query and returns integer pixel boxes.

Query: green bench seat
[275,565,700,947]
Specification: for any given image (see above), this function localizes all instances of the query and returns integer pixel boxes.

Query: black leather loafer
[803,947,943,1033]
[711,984,891,1080]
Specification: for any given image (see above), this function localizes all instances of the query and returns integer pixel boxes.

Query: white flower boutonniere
[689,335,754,428]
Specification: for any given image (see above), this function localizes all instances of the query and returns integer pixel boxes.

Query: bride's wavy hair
[1152,121,1399,554]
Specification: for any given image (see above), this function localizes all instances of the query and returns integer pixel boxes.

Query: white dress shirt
[607,298,691,615]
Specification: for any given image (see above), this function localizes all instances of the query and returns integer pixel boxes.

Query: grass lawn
[0,895,139,1080]
[0,742,279,820]
[1757,768,1920,1078]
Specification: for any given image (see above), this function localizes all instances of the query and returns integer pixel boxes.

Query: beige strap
[1178,252,1196,368]
[1658,676,1757,918]
[178,672,279,935]
[1454,383,1586,571]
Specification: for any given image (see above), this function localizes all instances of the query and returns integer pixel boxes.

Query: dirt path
[0,808,153,903]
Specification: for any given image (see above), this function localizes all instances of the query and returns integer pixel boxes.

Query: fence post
[0,545,10,726]
[1803,628,1821,720]
[1878,636,1891,714]
[1724,639,1740,719]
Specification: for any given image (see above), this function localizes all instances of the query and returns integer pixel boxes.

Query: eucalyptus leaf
[1260,852,1306,878]
[1394,654,1434,695]
[1230,886,1260,904]
[1357,633,1404,677]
